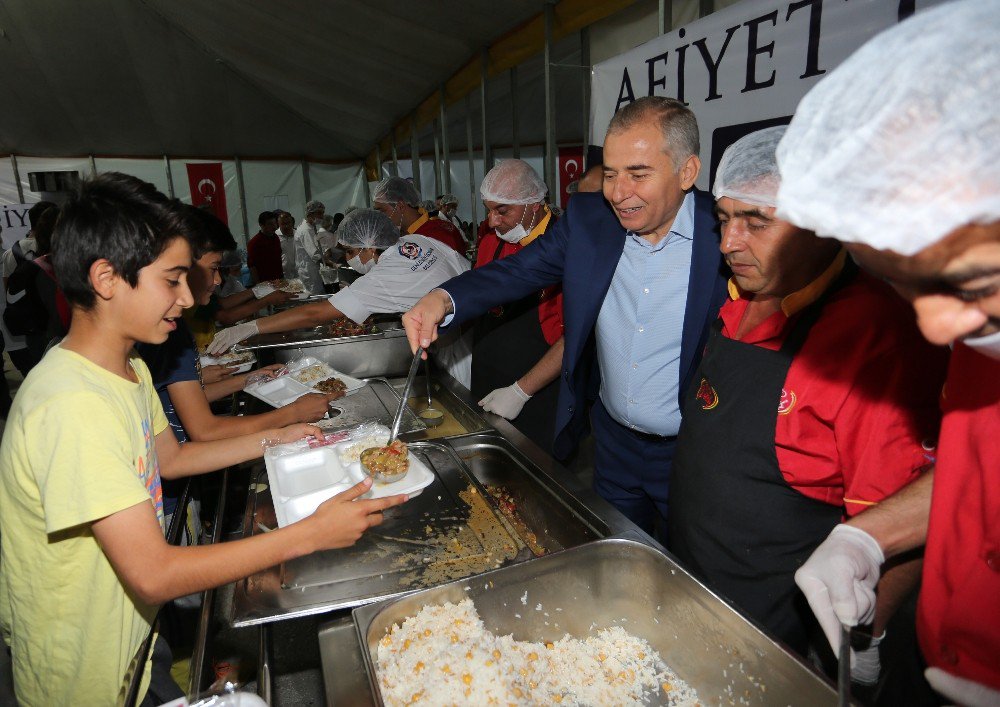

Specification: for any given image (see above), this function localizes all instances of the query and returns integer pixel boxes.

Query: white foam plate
[252,278,306,298]
[245,375,314,408]
[200,351,257,374]
[285,356,366,394]
[264,440,433,527]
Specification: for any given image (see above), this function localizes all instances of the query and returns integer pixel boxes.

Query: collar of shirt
[626,191,695,253]
[407,209,430,235]
[722,248,847,345]
[518,205,553,247]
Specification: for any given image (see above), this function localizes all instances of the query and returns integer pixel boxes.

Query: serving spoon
[361,347,422,478]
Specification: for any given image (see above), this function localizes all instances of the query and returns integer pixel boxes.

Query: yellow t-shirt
[0,346,169,706]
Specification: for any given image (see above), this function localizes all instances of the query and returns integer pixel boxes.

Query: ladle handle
[425,357,433,407]
[389,347,423,443]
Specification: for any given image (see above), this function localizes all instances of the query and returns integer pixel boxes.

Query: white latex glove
[478,381,531,420]
[925,667,1000,707]
[851,631,884,686]
[794,524,884,654]
[207,321,259,355]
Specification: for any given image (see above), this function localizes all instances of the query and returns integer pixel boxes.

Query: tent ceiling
[0,0,550,160]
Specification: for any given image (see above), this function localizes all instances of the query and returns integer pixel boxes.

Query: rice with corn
[376,599,699,706]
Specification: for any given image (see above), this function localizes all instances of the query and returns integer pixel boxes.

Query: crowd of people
[0,1,996,704]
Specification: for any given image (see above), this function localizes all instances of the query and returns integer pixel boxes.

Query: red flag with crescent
[185,162,228,224]
[558,146,584,209]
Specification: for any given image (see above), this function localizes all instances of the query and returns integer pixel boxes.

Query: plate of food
[252,278,307,299]
[199,350,257,374]
[285,357,366,395]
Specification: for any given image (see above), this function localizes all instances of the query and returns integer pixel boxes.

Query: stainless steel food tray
[320,378,424,435]
[354,537,837,706]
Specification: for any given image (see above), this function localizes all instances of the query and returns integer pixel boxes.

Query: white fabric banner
[590,0,947,190]
[1,204,32,250]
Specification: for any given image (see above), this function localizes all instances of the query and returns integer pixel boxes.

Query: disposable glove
[925,667,1000,707]
[851,631,884,686]
[207,321,259,355]
[794,524,884,654]
[478,382,531,420]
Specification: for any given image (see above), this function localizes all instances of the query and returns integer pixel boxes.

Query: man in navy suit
[403,97,729,538]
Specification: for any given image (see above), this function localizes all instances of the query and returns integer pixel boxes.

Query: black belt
[627,426,677,443]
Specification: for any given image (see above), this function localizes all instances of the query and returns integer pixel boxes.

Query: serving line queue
[0,1,998,703]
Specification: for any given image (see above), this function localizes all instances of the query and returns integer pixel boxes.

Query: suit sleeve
[443,213,571,328]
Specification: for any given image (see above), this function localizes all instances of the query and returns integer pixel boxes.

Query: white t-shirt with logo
[329,235,472,388]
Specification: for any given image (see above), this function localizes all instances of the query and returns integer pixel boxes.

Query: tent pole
[440,85,452,194]
[391,136,399,175]
[466,94,478,233]
[235,156,249,242]
[581,27,591,166]
[301,160,312,203]
[362,164,371,204]
[374,145,382,182]
[432,121,442,197]
[89,155,97,178]
[700,0,713,18]
[510,67,520,159]
[410,119,422,196]
[480,49,492,174]
[544,2,557,193]
[163,156,174,198]
[10,155,24,203]
[658,0,673,34]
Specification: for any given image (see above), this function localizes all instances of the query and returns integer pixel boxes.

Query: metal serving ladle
[360,347,423,478]
[417,357,445,427]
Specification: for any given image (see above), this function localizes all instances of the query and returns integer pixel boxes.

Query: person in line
[246,210,282,283]
[773,4,999,705]
[216,250,247,298]
[403,96,730,538]
[294,200,326,294]
[275,210,298,280]
[667,127,947,678]
[436,193,465,237]
[0,173,407,705]
[471,160,565,455]
[207,209,472,388]
[373,177,466,253]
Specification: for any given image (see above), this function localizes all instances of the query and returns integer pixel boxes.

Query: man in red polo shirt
[779,4,1000,704]
[246,210,282,283]
[668,127,949,674]
[471,159,564,454]
[372,176,466,255]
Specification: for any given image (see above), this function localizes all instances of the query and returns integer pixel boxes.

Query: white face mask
[963,328,1000,361]
[348,253,375,274]
[495,205,536,244]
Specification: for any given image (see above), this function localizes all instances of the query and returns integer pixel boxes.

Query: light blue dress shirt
[595,191,695,436]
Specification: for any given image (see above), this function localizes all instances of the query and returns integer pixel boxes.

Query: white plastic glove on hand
[207,321,259,355]
[478,382,531,420]
[925,668,1000,707]
[851,631,884,686]
[794,524,884,655]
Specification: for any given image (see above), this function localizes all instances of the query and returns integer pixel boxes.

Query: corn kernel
[450,633,459,644]
[514,688,523,698]
[638,652,645,660]
[493,649,501,660]
[465,651,472,659]
[414,662,424,673]
[527,652,538,661]
[545,642,554,650]
[485,660,493,666]
[403,639,411,649]
[553,696,563,703]
[662,682,673,693]
[423,629,432,637]
[462,673,472,685]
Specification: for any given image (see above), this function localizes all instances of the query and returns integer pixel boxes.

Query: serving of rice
[376,599,699,706]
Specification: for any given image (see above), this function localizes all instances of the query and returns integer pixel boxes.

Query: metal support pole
[432,120,442,196]
[510,67,520,159]
[10,155,24,203]
[439,85,452,194]
[374,145,382,182]
[234,156,249,242]
[581,27,591,163]
[301,159,311,202]
[543,3,557,192]
[163,155,174,198]
[480,48,492,173]
[410,122,422,195]
[658,0,673,34]
[362,163,372,204]
[699,0,713,19]
[465,94,478,231]
[89,154,97,177]
[391,136,399,174]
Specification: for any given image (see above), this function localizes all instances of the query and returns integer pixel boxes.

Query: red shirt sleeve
[416,220,465,253]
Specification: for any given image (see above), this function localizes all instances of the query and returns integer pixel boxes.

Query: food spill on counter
[484,484,547,556]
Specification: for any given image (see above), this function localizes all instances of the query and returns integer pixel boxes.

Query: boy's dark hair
[180,204,238,258]
[28,201,57,230]
[32,207,59,256]
[257,210,276,226]
[52,173,188,310]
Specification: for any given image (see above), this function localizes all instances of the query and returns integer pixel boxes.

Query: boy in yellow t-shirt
[0,174,408,706]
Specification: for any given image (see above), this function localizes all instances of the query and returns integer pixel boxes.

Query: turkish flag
[557,147,584,209]
[186,162,228,224]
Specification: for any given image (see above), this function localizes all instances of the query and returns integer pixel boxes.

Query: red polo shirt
[718,251,949,515]
[917,342,1000,690]
[407,210,466,254]
[246,231,283,282]
[473,208,564,346]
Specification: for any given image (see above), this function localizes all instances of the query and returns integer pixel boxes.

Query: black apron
[471,240,559,454]
[668,262,856,653]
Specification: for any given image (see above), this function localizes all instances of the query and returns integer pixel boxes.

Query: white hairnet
[305,200,325,215]
[480,159,547,205]
[776,0,1000,255]
[372,176,420,208]
[337,208,399,250]
[713,126,786,208]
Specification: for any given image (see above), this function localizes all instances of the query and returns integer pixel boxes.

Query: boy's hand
[308,478,408,550]
[201,363,238,385]
[262,290,295,306]
[287,392,340,422]
[271,423,323,445]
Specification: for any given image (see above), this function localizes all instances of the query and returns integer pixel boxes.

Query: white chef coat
[278,231,297,280]
[328,235,472,388]
[294,220,324,294]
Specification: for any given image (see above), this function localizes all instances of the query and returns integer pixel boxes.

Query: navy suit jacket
[444,190,729,458]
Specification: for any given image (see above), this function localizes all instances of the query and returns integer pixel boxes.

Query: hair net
[372,176,420,208]
[713,126,786,208]
[337,208,399,250]
[480,159,548,205]
[439,193,458,205]
[420,199,437,213]
[305,200,325,215]
[320,214,336,231]
[776,0,1000,256]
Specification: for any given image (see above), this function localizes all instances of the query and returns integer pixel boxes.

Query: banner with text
[590,0,946,190]
[186,162,229,224]
[1,204,33,250]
